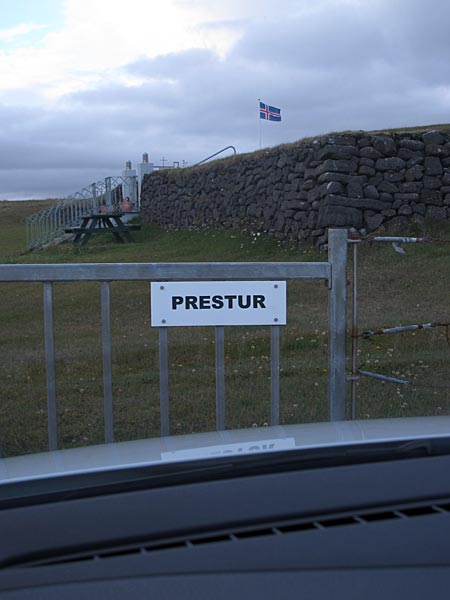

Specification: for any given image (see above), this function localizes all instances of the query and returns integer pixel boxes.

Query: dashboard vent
[20,497,449,568]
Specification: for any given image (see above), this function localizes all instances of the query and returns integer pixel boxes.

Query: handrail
[193,146,237,167]
[0,230,347,450]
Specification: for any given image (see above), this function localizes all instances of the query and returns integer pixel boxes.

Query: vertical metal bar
[328,228,348,421]
[43,283,57,451]
[159,327,170,436]
[92,183,98,213]
[215,326,225,431]
[351,242,359,419]
[270,325,280,425]
[106,177,112,207]
[101,282,114,443]
[136,175,140,211]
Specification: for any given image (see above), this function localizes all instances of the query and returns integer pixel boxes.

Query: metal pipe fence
[347,233,447,418]
[193,145,237,167]
[25,176,138,250]
[0,229,348,451]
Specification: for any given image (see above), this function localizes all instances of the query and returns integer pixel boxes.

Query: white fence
[25,176,138,250]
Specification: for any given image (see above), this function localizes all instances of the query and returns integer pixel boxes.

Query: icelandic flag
[260,101,281,122]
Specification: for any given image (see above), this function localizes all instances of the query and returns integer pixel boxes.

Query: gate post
[328,228,348,421]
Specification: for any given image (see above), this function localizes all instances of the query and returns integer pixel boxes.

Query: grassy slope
[1,195,450,457]
[179,123,450,173]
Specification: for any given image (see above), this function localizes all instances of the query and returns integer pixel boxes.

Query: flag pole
[258,98,262,149]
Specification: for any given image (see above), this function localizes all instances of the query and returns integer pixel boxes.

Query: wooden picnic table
[65,212,141,246]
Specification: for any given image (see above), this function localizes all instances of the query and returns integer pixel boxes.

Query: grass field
[1,200,450,457]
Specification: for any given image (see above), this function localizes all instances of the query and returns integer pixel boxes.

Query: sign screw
[160,285,165,290]
[274,318,279,322]
[274,284,278,288]
[161,319,166,324]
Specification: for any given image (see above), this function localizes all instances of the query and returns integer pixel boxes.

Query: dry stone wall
[140,129,450,246]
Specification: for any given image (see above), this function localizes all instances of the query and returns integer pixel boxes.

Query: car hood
[1,416,450,485]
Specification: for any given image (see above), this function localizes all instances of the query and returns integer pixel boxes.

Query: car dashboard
[1,438,450,598]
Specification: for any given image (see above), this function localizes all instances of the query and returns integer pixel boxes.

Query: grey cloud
[232,10,384,69]
[126,48,216,79]
[0,168,116,200]
[194,18,248,32]
[2,0,450,198]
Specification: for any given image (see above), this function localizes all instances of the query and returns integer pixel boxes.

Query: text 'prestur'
[171,294,267,310]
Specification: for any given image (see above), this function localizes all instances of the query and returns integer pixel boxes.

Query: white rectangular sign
[151,281,286,327]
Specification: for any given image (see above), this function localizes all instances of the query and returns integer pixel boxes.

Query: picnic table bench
[65,212,141,246]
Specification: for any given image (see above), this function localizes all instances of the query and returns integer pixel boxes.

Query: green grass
[1,201,450,457]
[177,124,450,174]
[0,200,59,260]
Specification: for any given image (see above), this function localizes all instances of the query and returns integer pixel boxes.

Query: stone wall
[140,129,450,246]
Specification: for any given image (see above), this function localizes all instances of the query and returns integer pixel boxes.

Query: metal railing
[194,145,237,167]
[26,196,93,250]
[67,175,138,208]
[0,229,347,451]
[348,233,448,419]
[25,176,138,250]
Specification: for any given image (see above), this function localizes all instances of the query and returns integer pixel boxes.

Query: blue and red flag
[259,101,281,122]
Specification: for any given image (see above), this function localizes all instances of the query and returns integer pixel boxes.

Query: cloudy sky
[1,0,450,199]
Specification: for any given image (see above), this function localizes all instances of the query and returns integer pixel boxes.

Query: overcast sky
[1,0,450,199]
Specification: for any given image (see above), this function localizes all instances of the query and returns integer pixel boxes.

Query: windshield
[2,1,450,489]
